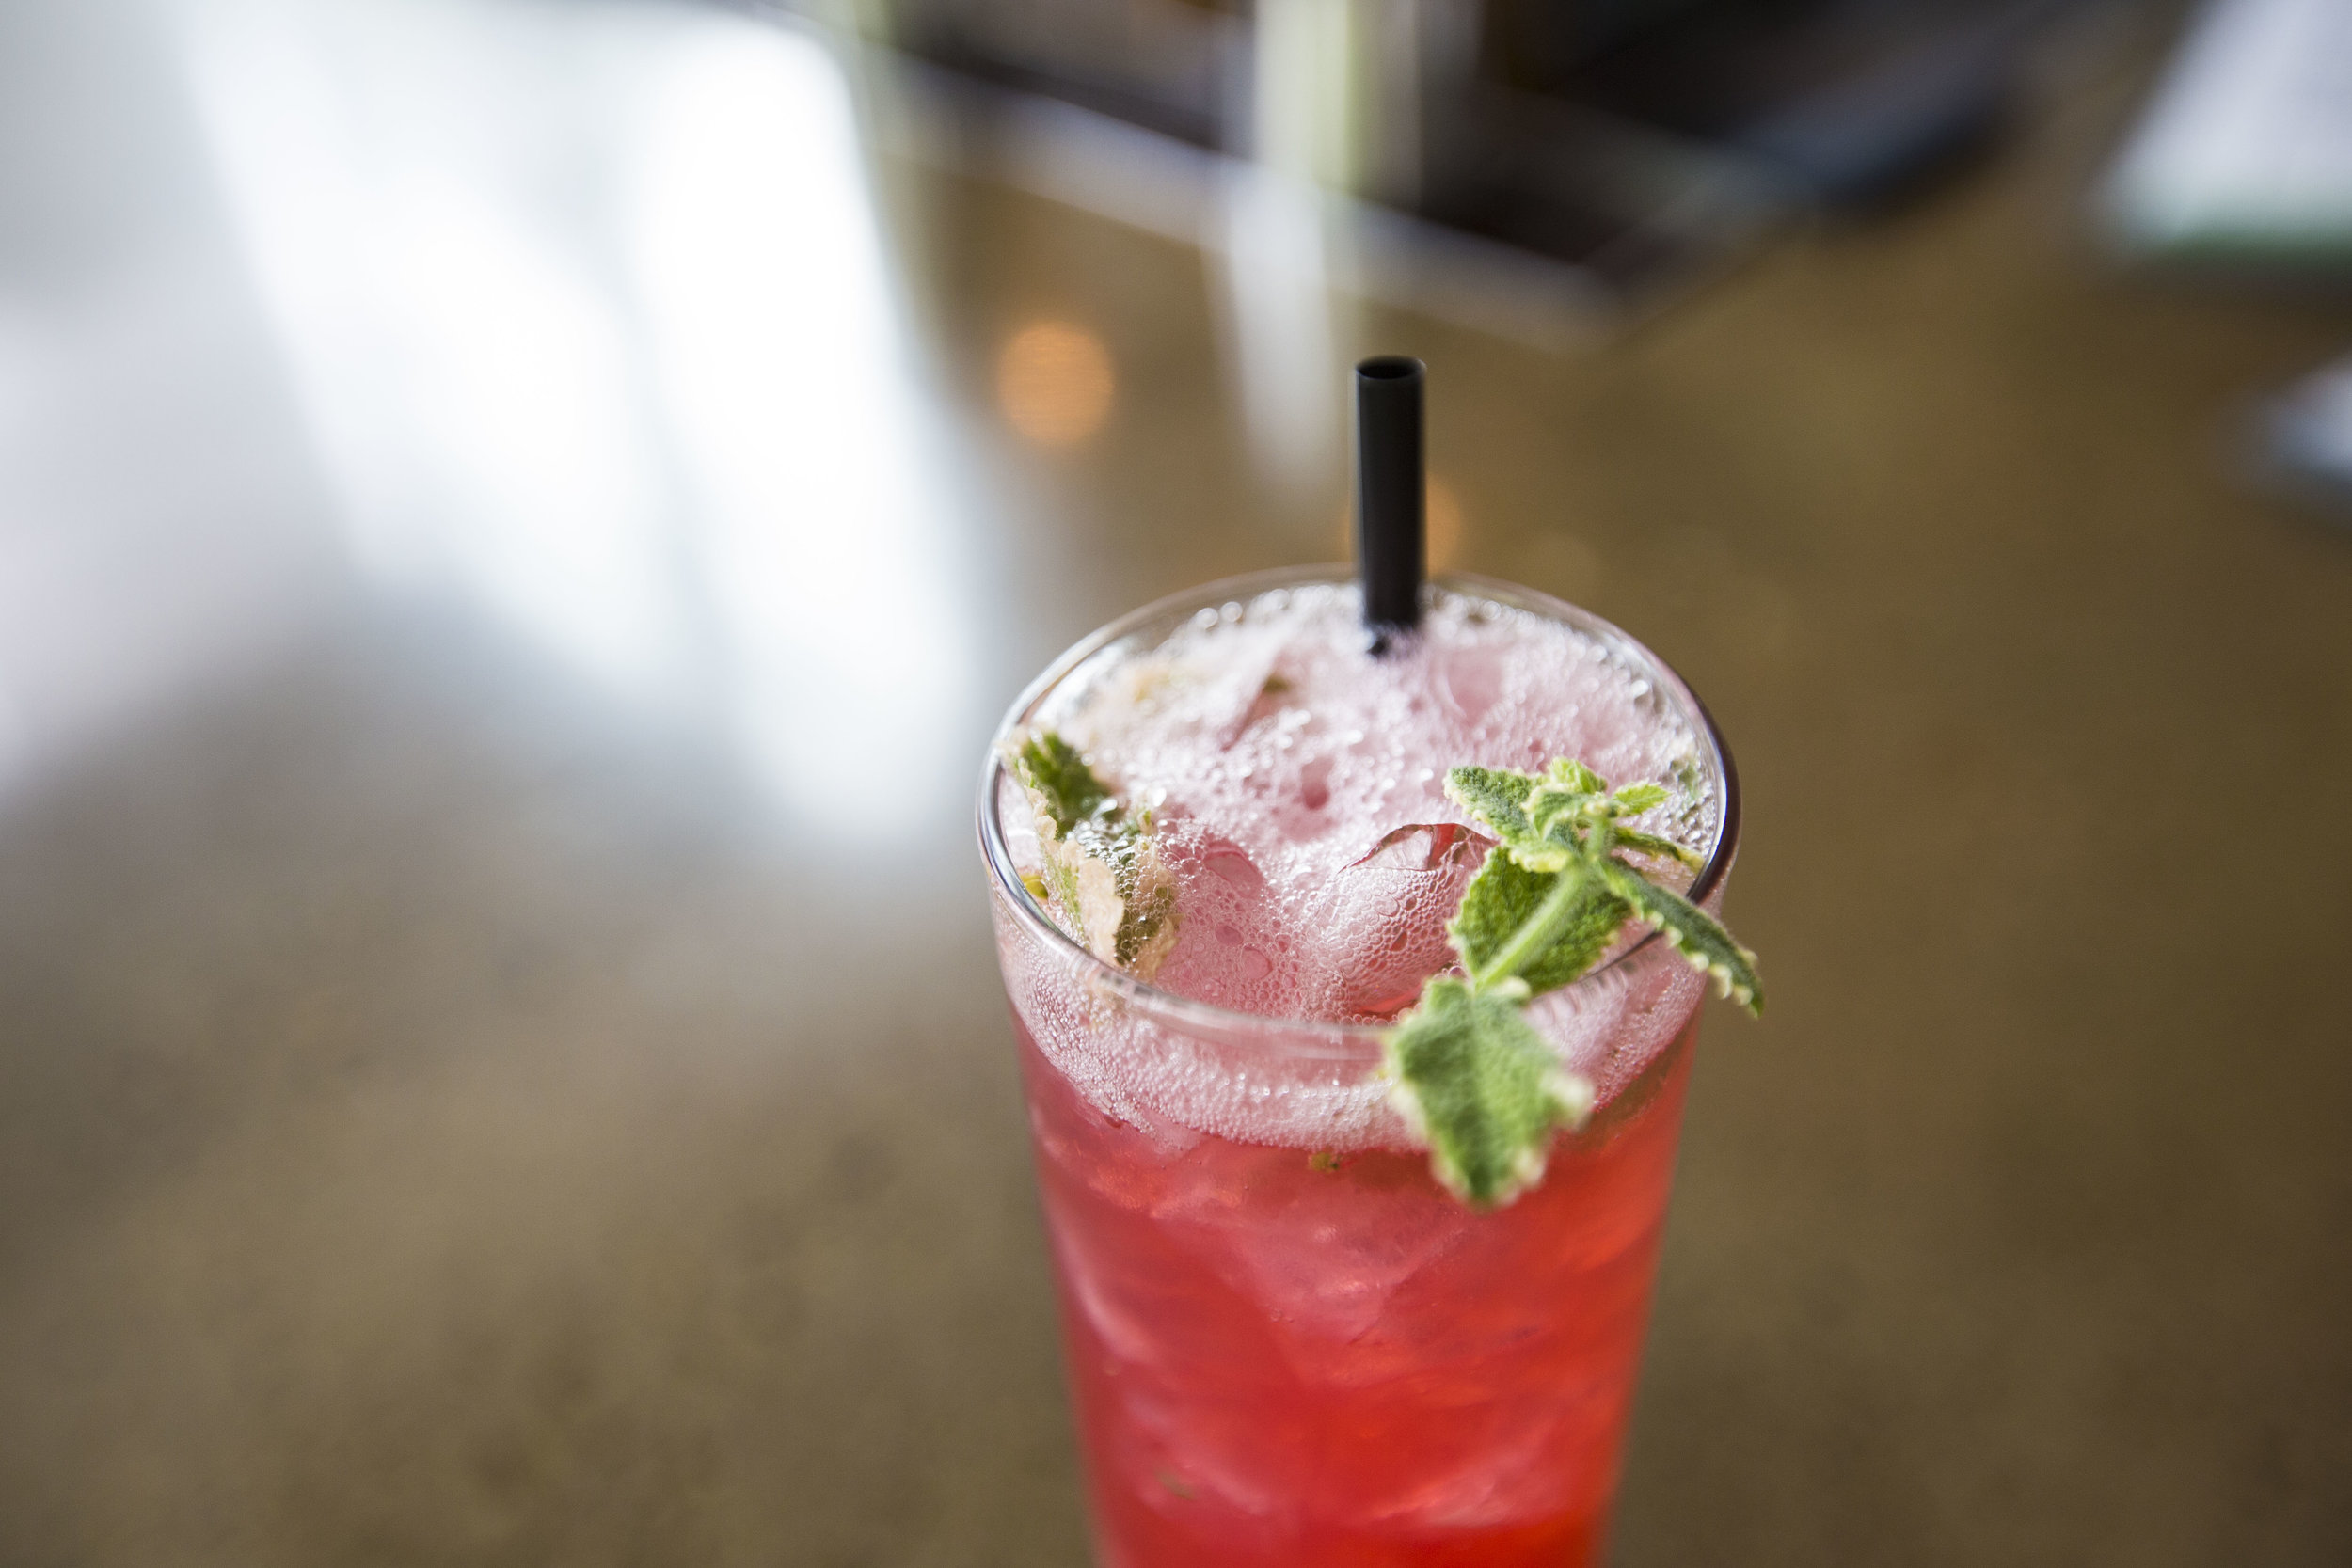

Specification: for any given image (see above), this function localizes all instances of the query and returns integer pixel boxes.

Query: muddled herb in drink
[1011,732,1179,979]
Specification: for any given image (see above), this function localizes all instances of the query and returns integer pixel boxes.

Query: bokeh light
[1426,476,1463,570]
[997,321,1115,446]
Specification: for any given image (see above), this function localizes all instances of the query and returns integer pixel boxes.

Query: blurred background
[1,0,2347,1561]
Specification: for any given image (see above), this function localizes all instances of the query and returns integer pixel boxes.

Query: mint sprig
[1386,757,1761,1206]
[1009,732,1179,978]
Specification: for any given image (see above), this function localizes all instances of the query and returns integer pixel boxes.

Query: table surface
[3,1,2348,1562]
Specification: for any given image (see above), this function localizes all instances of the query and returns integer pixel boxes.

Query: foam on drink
[996,580,1720,1145]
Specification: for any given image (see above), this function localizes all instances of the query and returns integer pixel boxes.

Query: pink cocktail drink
[982,572,1738,1566]
[1017,1017,1694,1565]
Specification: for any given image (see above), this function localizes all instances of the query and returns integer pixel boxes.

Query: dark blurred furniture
[880,0,2069,295]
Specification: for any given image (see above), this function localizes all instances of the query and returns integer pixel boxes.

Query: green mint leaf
[1610,827,1707,871]
[1447,768,1579,874]
[1524,780,1597,846]
[1443,765,1538,844]
[1073,814,1178,971]
[1016,732,1113,835]
[1610,782,1669,814]
[1450,848,1630,998]
[1384,976,1594,1207]
[1546,758,1607,794]
[1009,730,1178,979]
[1597,861,1763,1015]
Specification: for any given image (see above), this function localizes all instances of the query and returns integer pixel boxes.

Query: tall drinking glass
[979,567,1740,1567]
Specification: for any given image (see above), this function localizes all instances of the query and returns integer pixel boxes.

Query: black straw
[1355,356,1425,640]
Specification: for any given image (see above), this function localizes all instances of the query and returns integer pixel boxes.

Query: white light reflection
[175,0,973,842]
[1211,163,1339,501]
[179,0,681,700]
[627,26,971,831]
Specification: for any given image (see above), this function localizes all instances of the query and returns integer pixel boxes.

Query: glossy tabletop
[2,0,2348,1562]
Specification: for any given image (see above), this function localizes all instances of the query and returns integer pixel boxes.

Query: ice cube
[1350,821,1491,874]
[1297,824,1493,1018]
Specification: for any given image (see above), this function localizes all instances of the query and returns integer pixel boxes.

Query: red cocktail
[982,570,1737,1566]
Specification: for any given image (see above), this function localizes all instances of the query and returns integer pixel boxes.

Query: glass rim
[976,564,1742,1051]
